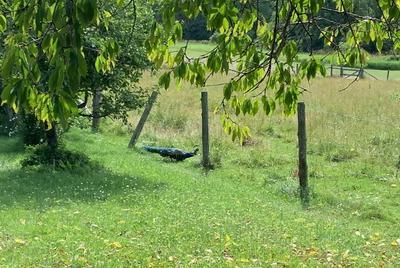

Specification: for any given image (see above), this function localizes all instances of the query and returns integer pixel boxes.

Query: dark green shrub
[21,145,92,169]
[0,107,17,136]
[18,112,46,146]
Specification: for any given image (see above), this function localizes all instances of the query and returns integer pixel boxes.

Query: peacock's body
[144,146,198,161]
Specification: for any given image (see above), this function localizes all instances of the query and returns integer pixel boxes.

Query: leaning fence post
[297,102,309,206]
[128,90,159,148]
[201,91,210,169]
[387,70,390,81]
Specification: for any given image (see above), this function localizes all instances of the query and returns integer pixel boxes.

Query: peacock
[143,146,199,161]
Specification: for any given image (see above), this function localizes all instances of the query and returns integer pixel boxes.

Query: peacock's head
[193,148,199,155]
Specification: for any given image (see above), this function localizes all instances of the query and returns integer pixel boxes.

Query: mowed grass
[1,73,400,267]
[171,41,215,58]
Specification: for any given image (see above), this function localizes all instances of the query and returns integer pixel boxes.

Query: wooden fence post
[297,102,309,206]
[340,66,344,77]
[330,65,333,77]
[201,91,210,169]
[128,90,159,148]
[387,70,390,81]
[359,68,365,79]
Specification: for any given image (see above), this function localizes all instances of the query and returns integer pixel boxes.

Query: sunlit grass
[1,48,400,266]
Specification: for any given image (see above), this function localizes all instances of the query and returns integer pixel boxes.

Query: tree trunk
[45,122,58,163]
[92,88,102,132]
[4,107,13,121]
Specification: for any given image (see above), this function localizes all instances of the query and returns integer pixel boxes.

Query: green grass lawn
[171,42,215,58]
[1,131,399,267]
[1,75,400,267]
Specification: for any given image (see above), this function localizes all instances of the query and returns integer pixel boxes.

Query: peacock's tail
[143,146,162,153]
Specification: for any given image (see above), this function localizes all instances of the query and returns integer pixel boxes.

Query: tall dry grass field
[130,73,399,169]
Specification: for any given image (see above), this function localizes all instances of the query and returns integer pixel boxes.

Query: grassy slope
[1,76,400,267]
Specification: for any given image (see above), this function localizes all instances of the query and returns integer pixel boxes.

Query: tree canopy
[147,0,400,140]
[1,0,400,140]
[0,0,121,125]
[79,0,153,126]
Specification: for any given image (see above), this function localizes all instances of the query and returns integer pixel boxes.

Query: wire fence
[328,65,397,81]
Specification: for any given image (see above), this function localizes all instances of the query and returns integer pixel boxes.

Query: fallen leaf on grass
[189,258,198,265]
[15,238,26,245]
[168,256,177,262]
[391,239,400,247]
[77,256,88,264]
[110,242,122,249]
[306,247,319,257]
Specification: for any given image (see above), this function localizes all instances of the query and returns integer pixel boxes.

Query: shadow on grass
[0,136,25,154]
[0,165,167,210]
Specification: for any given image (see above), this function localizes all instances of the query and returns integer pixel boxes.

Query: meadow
[0,44,400,267]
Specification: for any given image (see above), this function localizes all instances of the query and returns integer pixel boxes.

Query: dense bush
[0,107,17,136]
[18,112,46,146]
[21,144,92,169]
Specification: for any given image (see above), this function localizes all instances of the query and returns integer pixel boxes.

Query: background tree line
[179,0,390,53]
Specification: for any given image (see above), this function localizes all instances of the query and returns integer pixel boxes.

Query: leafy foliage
[0,0,122,125]
[0,105,17,136]
[79,0,153,124]
[21,144,92,169]
[147,0,400,140]
[18,112,46,146]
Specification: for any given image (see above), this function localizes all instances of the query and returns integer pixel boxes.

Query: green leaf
[78,52,88,77]
[0,83,13,105]
[2,47,16,77]
[306,60,317,80]
[95,55,104,73]
[67,51,80,90]
[159,72,171,89]
[0,13,6,32]
[77,0,97,26]
[174,22,183,40]
[223,83,233,100]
